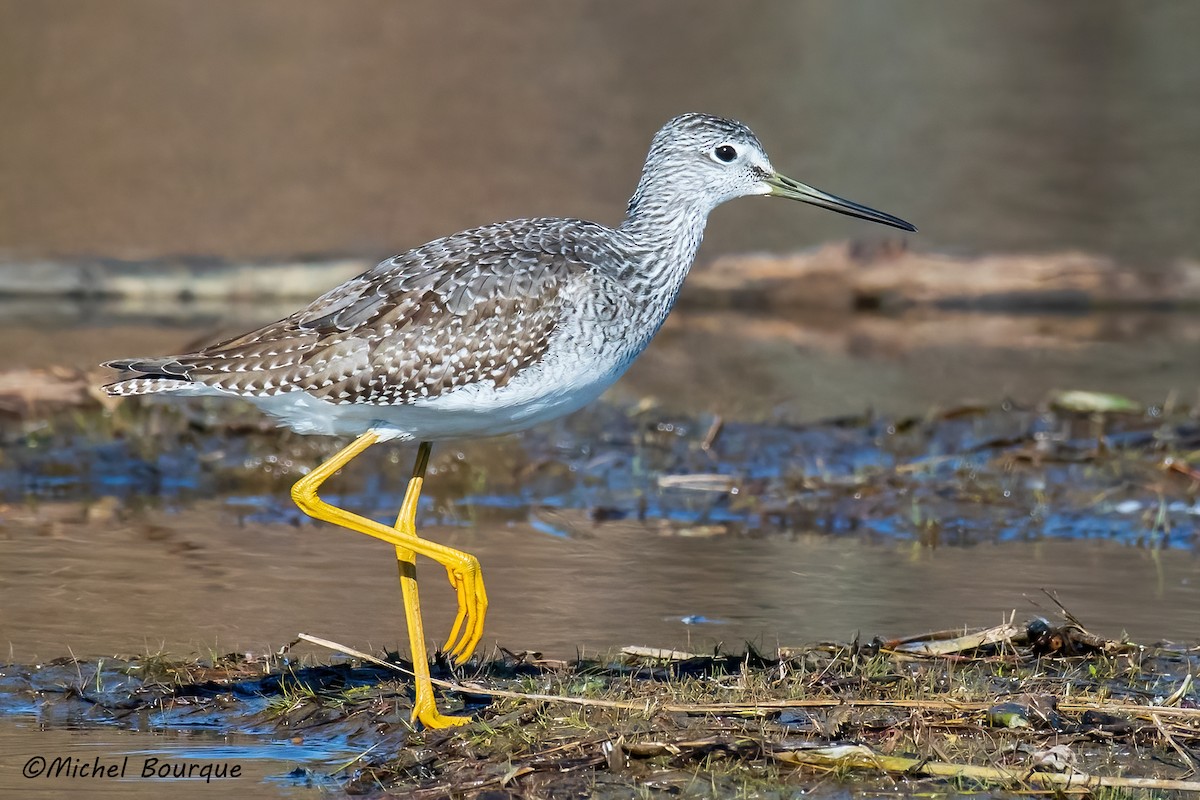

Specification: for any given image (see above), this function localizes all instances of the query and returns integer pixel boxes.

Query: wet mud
[3,390,1198,549]
[2,618,1197,798]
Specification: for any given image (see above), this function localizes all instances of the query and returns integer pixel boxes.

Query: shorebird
[103,113,915,727]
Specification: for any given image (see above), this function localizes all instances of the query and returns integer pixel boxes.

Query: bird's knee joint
[290,477,320,514]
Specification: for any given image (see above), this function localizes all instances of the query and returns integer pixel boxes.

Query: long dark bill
[765,172,916,232]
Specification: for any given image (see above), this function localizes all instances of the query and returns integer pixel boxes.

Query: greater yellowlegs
[103,113,915,728]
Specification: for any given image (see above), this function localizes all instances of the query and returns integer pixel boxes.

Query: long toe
[443,559,487,662]
[442,564,468,653]
[450,575,488,664]
[412,702,472,729]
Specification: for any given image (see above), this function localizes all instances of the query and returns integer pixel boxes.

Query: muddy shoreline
[4,617,1198,797]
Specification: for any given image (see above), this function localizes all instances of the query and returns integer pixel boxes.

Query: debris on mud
[3,616,1198,797]
[2,385,1198,550]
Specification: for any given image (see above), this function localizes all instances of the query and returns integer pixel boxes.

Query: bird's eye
[713,144,738,163]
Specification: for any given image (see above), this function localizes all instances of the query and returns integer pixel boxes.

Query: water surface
[0,721,345,798]
[3,507,1199,665]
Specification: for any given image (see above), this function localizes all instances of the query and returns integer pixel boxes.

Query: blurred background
[1,0,1198,264]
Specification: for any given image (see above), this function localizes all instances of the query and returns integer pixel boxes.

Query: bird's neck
[617,182,712,294]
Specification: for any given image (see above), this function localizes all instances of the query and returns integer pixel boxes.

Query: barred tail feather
[103,377,195,397]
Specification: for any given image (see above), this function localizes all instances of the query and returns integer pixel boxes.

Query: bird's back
[104,217,637,418]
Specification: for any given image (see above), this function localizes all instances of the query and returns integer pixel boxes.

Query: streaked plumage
[104,114,912,442]
[104,217,665,438]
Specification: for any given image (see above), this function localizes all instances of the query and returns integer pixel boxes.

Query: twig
[701,415,723,452]
[1040,588,1085,629]
[775,744,1200,792]
[1164,673,1195,707]
[299,633,1200,723]
[1149,712,1197,775]
[299,632,649,711]
[298,633,414,676]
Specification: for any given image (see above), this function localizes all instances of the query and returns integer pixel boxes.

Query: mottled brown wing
[129,221,595,404]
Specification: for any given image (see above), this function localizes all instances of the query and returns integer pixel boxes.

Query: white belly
[240,346,628,441]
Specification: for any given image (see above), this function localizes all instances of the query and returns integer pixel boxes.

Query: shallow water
[0,720,345,798]
[3,506,1199,666]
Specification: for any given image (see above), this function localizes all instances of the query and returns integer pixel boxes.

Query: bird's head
[639,112,915,232]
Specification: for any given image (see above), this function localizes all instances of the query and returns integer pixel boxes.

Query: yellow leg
[290,432,489,729]
[392,442,470,728]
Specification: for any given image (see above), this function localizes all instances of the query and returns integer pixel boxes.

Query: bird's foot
[442,555,488,663]
[412,692,471,729]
